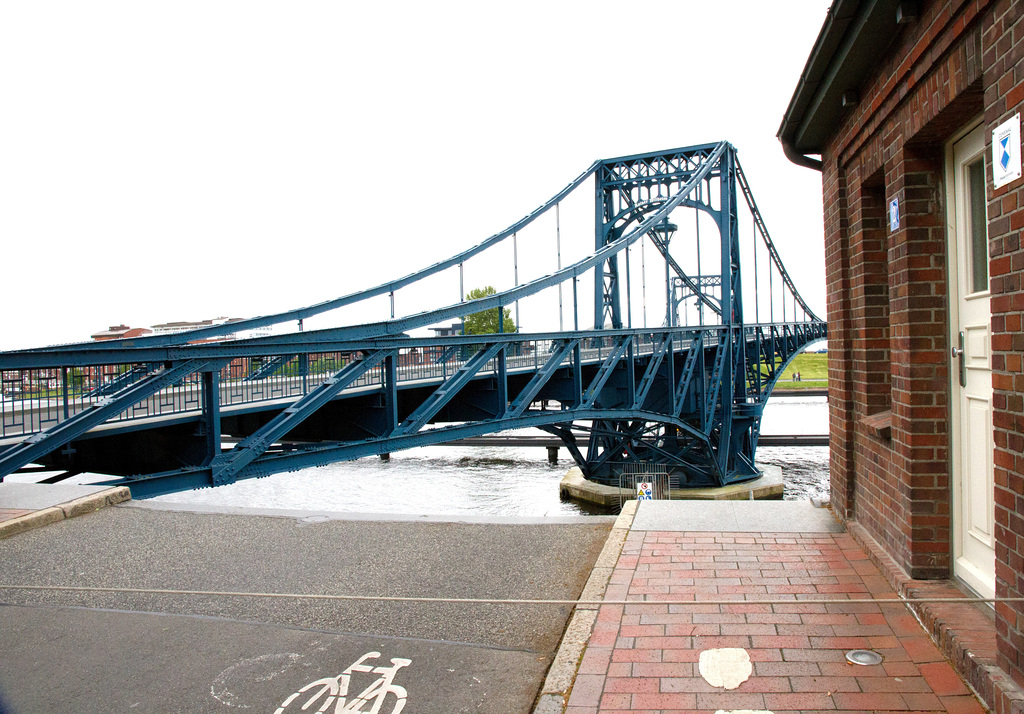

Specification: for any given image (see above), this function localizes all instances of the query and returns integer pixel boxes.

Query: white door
[946,124,995,599]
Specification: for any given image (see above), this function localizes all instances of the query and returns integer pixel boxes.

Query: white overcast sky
[0,1,831,351]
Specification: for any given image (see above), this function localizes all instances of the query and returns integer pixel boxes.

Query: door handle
[952,331,966,387]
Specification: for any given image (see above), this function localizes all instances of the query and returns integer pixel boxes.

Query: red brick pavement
[565,530,987,713]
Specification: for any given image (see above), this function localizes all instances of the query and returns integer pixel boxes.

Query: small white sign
[993,113,1022,189]
[889,197,899,232]
[637,482,653,500]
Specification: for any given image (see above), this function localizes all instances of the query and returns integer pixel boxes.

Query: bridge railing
[1,364,206,438]
[0,327,761,441]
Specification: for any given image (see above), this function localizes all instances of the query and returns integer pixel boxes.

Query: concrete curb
[532,500,638,713]
[0,487,131,540]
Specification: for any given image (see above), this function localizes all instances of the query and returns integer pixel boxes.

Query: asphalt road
[0,503,613,713]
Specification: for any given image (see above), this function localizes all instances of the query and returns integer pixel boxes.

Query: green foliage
[462,286,516,335]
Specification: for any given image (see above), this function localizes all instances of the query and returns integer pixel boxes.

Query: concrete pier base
[559,465,784,510]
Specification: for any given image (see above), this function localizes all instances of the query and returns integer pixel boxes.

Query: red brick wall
[984,0,1024,688]
[816,0,1024,683]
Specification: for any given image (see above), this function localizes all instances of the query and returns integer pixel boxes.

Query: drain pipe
[781,138,823,172]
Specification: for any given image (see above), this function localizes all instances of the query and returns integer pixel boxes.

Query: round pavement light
[845,649,884,666]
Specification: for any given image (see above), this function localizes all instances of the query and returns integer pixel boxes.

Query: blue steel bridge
[0,142,825,498]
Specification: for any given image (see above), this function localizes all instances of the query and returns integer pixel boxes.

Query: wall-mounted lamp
[896,1,919,25]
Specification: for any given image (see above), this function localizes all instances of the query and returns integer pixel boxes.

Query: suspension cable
[513,232,520,330]
[641,238,647,329]
[753,214,759,325]
[557,203,563,332]
[625,236,632,329]
[695,204,702,326]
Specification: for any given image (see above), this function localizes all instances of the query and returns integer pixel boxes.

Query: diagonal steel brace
[0,359,212,479]
[243,354,296,382]
[704,336,729,431]
[504,339,578,419]
[209,351,388,485]
[632,334,671,410]
[581,337,631,408]
[673,332,704,418]
[393,343,504,436]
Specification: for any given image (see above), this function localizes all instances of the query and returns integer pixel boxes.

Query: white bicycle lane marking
[274,651,411,714]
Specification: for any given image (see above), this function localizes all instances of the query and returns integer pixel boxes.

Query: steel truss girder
[393,343,505,436]
[209,351,388,486]
[504,339,578,419]
[674,332,704,419]
[0,359,213,479]
[581,337,631,408]
[704,335,729,431]
[83,322,828,496]
[632,334,671,410]
[100,407,707,497]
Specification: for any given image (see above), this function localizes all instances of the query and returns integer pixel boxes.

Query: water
[148,395,830,515]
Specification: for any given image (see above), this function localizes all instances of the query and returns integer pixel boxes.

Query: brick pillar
[888,145,951,579]
[822,157,855,520]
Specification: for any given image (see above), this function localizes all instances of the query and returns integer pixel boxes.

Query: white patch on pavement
[211,652,303,708]
[698,647,753,690]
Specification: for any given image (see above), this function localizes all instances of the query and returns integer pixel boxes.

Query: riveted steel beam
[633,334,671,410]
[504,339,578,419]
[208,351,388,486]
[581,337,631,409]
[392,343,504,436]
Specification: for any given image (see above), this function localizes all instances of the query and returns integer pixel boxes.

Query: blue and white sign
[889,197,899,232]
[637,482,653,500]
[993,113,1021,189]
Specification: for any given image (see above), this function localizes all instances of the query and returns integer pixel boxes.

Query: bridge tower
[580,143,765,487]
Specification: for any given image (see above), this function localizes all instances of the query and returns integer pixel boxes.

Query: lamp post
[651,218,678,326]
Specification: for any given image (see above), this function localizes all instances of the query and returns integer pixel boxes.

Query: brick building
[89,324,153,341]
[779,0,1024,707]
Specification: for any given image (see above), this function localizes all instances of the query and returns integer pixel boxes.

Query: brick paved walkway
[566,529,987,713]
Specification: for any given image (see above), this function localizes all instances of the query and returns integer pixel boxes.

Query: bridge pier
[559,466,783,510]
[546,446,558,465]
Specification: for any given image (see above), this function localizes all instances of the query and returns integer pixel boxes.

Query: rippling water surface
[149,395,829,515]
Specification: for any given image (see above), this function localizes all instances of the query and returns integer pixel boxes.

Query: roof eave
[778,0,902,170]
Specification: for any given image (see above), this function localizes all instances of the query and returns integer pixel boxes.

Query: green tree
[462,286,516,335]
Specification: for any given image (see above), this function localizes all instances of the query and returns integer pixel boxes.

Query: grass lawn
[775,351,828,390]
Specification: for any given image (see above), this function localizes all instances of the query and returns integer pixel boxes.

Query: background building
[89,325,153,341]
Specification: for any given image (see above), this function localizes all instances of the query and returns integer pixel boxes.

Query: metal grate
[618,463,670,511]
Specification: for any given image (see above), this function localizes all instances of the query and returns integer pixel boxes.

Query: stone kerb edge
[0,487,131,540]
[532,500,638,714]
